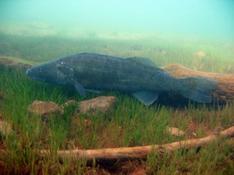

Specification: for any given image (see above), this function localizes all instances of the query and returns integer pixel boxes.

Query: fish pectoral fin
[133,91,159,106]
[73,81,86,97]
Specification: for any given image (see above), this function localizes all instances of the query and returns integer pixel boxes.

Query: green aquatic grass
[0,65,233,174]
[0,33,233,174]
[147,142,234,175]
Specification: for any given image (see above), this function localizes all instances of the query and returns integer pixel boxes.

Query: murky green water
[0,0,233,72]
[0,0,233,40]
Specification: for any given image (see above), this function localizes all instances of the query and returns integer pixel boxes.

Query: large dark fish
[26,53,217,105]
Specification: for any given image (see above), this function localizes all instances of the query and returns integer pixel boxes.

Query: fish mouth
[26,68,44,81]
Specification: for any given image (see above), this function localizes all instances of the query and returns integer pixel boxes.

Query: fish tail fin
[178,77,217,103]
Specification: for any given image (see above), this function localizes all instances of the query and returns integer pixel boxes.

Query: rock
[78,96,116,114]
[28,100,64,116]
[166,127,185,137]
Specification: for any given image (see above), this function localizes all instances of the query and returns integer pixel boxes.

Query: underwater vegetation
[0,0,233,173]
[0,33,234,174]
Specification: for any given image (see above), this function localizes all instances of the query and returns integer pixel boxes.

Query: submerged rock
[166,127,185,137]
[78,96,116,114]
[28,96,115,118]
[28,100,64,117]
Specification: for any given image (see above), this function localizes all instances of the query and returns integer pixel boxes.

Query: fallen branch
[38,125,234,161]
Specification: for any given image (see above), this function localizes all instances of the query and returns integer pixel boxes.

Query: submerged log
[38,125,234,161]
[164,64,234,103]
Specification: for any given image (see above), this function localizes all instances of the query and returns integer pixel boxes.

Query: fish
[26,53,217,106]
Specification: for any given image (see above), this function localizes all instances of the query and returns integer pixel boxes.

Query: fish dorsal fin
[133,91,159,106]
[126,57,155,67]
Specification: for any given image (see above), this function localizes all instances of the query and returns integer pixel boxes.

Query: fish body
[26,53,217,105]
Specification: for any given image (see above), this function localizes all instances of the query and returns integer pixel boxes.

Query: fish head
[26,61,68,85]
